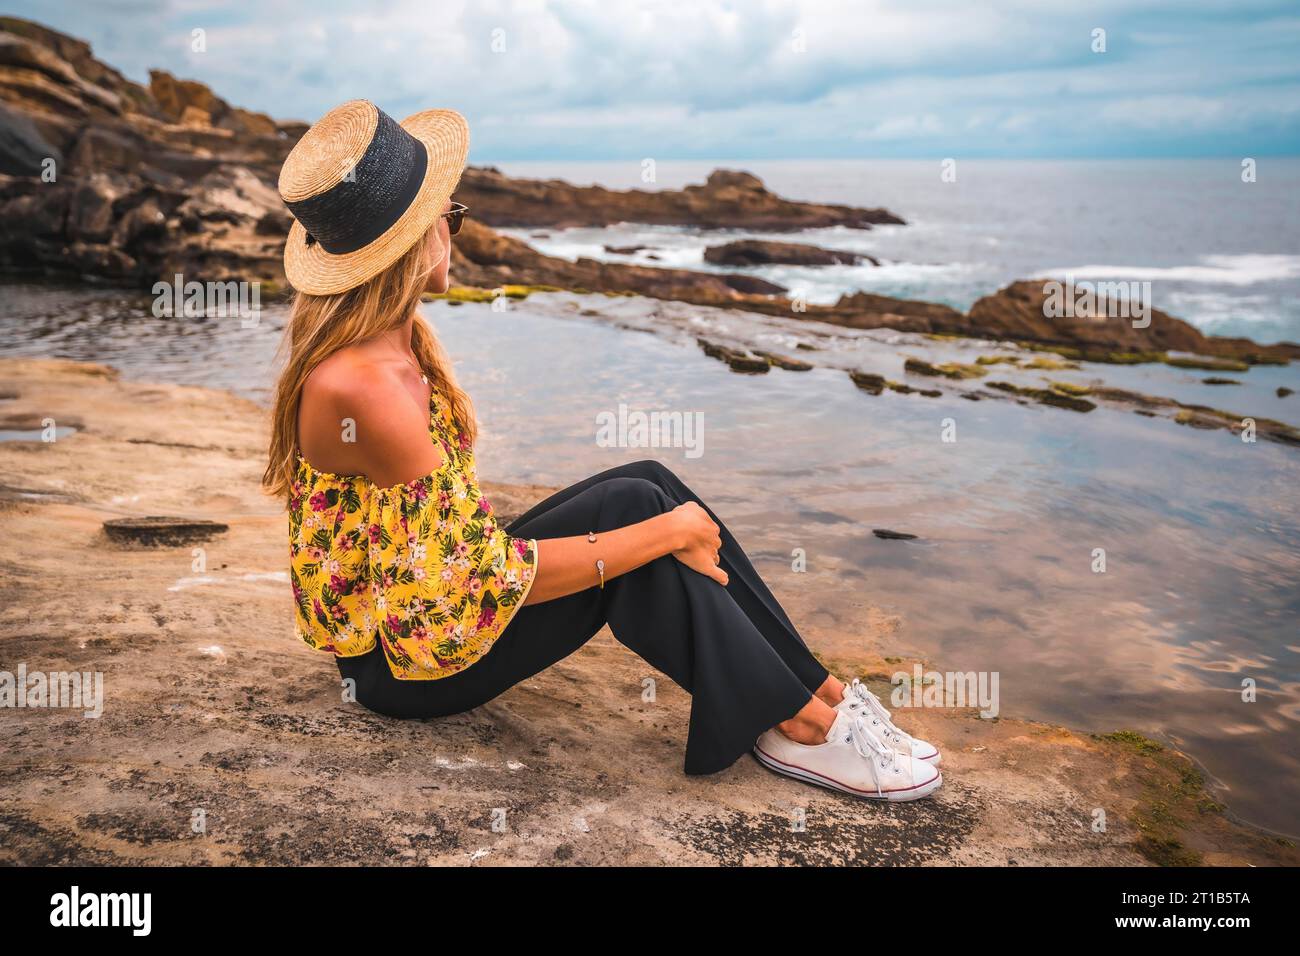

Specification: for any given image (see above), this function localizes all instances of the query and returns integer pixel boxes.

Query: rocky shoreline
[2,15,1296,369]
[459,165,904,231]
[1,356,1296,866]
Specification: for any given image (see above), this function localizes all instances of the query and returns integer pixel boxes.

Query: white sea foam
[500,214,1300,341]
[499,224,706,267]
[1036,254,1300,287]
[767,260,980,305]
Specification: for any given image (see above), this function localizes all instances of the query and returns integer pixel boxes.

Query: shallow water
[2,282,1298,837]
[0,427,77,442]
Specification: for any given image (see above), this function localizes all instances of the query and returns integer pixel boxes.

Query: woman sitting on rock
[263,100,941,800]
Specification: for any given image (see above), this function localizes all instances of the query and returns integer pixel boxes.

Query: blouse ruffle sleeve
[288,473,372,657]
[364,465,538,679]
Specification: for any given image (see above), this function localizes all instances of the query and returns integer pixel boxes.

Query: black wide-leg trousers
[337,459,830,775]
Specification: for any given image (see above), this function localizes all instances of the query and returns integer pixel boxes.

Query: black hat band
[284,107,429,255]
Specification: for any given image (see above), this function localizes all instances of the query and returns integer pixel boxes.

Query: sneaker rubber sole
[752,743,943,802]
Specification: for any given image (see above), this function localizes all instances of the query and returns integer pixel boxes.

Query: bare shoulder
[303,346,392,411]
[299,346,441,485]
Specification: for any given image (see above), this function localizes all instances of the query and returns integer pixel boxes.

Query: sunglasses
[441,201,470,236]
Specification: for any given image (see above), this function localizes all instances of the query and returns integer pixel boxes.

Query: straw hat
[278,99,469,295]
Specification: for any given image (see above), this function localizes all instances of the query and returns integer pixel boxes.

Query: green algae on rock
[1091,731,1225,867]
[753,350,813,371]
[1165,356,1251,373]
[1047,381,1093,397]
[849,370,886,394]
[1081,386,1300,446]
[424,284,565,304]
[903,357,987,379]
[697,338,771,374]
[886,380,942,397]
[985,381,1097,412]
[849,370,942,398]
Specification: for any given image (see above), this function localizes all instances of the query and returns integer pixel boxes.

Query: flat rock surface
[1,357,1295,866]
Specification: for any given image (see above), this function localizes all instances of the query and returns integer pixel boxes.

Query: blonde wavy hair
[262,229,475,498]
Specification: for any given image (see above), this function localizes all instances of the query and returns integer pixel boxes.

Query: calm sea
[496,158,1300,345]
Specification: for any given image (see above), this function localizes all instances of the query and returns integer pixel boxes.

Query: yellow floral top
[287,388,539,680]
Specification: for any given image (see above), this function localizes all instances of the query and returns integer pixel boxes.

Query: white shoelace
[841,713,906,797]
[846,678,917,749]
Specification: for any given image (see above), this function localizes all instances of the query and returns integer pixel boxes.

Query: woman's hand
[523,499,728,606]
[669,501,729,586]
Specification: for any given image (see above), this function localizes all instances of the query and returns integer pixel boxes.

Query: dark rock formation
[103,515,229,546]
[704,239,877,267]
[753,350,812,371]
[726,282,1296,366]
[0,17,295,285]
[1084,386,1300,445]
[0,16,850,301]
[451,219,785,301]
[985,381,1097,413]
[903,357,986,379]
[964,281,1298,364]
[849,371,886,394]
[696,337,771,374]
[849,369,941,398]
[457,165,904,231]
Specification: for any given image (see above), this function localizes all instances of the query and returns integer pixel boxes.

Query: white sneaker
[837,678,941,766]
[753,709,942,801]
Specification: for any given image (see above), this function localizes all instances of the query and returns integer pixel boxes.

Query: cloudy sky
[10,0,1300,159]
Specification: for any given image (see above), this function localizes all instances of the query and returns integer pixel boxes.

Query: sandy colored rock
[1,357,1295,866]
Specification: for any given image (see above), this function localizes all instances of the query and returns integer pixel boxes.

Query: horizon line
[474,153,1300,164]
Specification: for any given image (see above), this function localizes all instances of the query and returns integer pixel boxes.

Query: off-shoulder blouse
[287,388,539,680]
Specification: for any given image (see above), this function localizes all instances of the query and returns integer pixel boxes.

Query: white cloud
[7,0,1299,157]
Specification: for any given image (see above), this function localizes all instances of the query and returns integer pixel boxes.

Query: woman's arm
[337,372,729,607]
[524,501,726,605]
